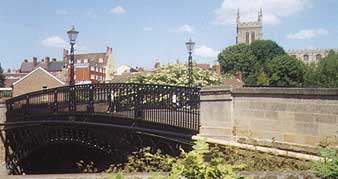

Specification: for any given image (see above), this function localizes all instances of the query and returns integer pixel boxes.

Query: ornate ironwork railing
[6,83,200,132]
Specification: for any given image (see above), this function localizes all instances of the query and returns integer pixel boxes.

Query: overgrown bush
[107,147,177,173]
[313,147,338,179]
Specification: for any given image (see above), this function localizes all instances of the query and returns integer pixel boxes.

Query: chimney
[212,63,221,75]
[63,49,69,56]
[33,57,38,67]
[154,59,160,69]
[45,57,50,67]
[235,71,243,81]
[106,46,113,54]
[52,58,57,62]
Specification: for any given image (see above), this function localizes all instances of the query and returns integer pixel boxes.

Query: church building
[236,9,263,45]
[236,9,337,62]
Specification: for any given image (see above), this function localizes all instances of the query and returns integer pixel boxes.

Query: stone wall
[200,86,338,153]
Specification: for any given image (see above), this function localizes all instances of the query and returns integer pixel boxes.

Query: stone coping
[201,86,338,96]
[233,87,338,96]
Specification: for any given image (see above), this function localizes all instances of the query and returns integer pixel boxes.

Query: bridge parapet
[6,83,200,133]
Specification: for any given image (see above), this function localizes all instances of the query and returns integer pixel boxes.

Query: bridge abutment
[199,86,338,153]
[199,87,234,141]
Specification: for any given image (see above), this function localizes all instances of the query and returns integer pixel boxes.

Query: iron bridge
[2,83,200,174]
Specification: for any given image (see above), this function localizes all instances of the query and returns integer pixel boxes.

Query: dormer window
[83,59,88,63]
[99,58,104,63]
[76,59,81,64]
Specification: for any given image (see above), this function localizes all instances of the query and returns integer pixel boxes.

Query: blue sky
[0,0,338,70]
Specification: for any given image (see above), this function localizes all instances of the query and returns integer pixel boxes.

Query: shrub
[313,147,338,179]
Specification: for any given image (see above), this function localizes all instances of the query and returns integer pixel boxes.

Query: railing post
[25,95,29,118]
[68,86,76,113]
[88,85,94,112]
[134,85,144,119]
[53,89,58,113]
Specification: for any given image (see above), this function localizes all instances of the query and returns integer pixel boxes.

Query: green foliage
[256,70,270,85]
[304,52,338,88]
[108,147,177,173]
[0,65,5,87]
[218,40,293,86]
[76,160,98,173]
[168,139,247,179]
[250,40,286,67]
[313,147,338,179]
[128,64,222,87]
[209,144,311,171]
[218,43,257,79]
[304,62,320,87]
[268,55,305,86]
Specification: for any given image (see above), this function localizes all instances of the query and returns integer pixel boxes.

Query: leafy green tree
[218,40,287,85]
[218,43,257,79]
[268,55,305,86]
[316,53,338,88]
[304,52,338,88]
[304,62,320,87]
[0,64,5,87]
[250,40,286,67]
[128,64,222,87]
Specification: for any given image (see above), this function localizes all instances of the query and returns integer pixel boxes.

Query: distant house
[63,47,116,84]
[19,56,65,81]
[12,67,65,97]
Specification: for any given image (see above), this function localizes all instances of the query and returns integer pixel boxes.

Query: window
[77,59,81,64]
[316,54,322,60]
[99,58,104,63]
[251,32,255,42]
[90,66,95,71]
[303,54,309,61]
[83,59,88,63]
[91,74,95,80]
[246,32,250,43]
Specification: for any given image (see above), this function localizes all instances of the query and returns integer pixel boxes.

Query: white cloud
[110,6,127,14]
[177,24,194,33]
[41,36,67,48]
[56,10,69,15]
[195,46,220,58]
[143,26,153,31]
[215,0,312,25]
[286,29,328,40]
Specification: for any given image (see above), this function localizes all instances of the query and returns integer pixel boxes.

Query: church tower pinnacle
[236,8,263,45]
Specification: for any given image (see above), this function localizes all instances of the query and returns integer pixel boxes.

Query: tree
[128,64,222,87]
[218,43,257,79]
[318,52,338,88]
[218,40,287,85]
[304,62,320,87]
[250,40,286,67]
[0,64,5,87]
[267,55,305,86]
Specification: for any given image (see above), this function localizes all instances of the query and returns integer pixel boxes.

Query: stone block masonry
[199,86,338,153]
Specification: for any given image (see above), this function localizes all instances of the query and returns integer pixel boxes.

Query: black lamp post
[67,26,79,112]
[67,26,79,86]
[185,38,195,87]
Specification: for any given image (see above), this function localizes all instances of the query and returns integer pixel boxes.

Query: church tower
[236,9,263,45]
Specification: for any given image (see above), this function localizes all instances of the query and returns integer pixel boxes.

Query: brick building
[63,47,116,84]
[19,56,65,80]
[12,67,65,97]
